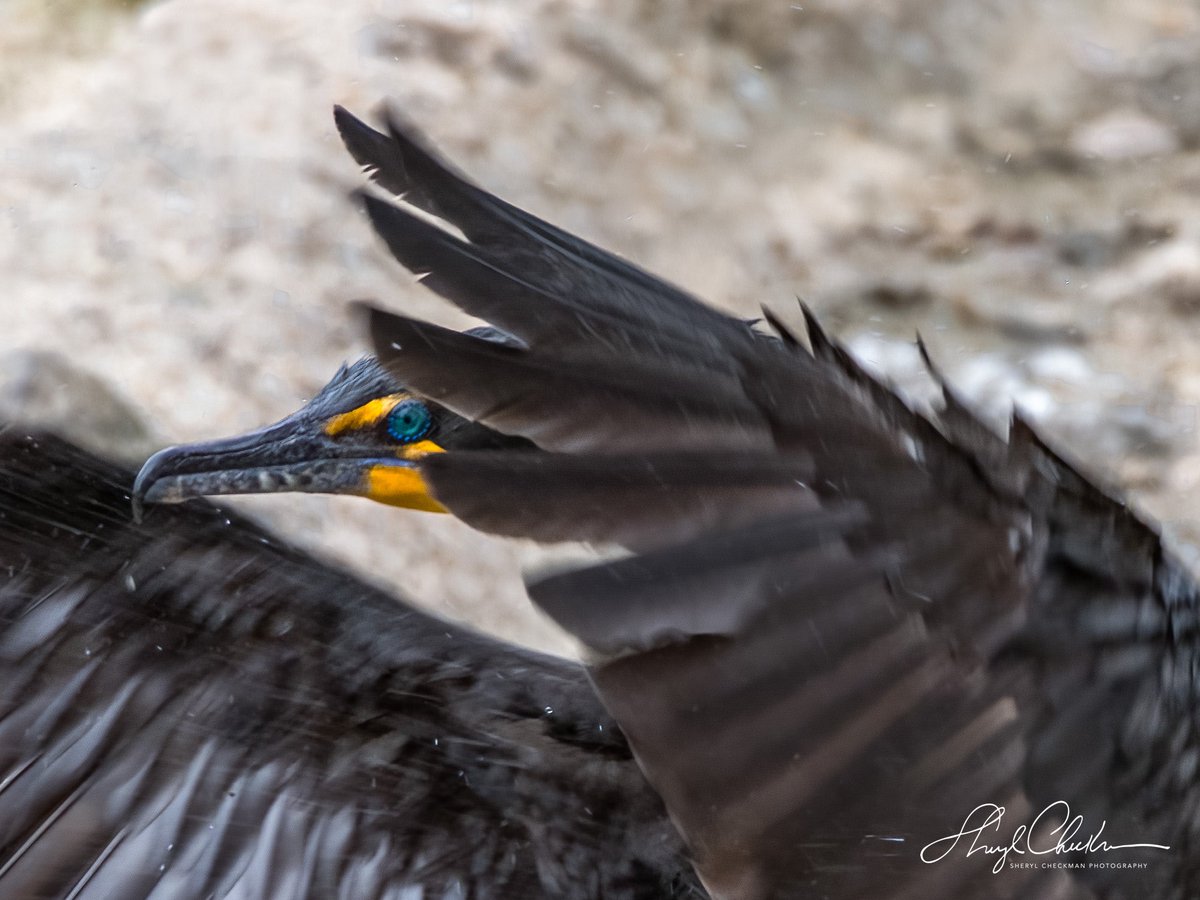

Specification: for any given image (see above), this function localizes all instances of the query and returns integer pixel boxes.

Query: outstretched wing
[343,106,1200,899]
[0,430,690,899]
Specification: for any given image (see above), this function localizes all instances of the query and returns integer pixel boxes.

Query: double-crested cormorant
[135,107,1200,899]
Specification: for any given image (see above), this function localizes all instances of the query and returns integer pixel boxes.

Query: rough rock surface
[5,0,1200,651]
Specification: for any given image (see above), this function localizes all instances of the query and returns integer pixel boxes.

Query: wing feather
[337,110,1200,898]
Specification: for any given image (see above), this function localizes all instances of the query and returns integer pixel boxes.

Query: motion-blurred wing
[342,109,1200,899]
[0,431,688,899]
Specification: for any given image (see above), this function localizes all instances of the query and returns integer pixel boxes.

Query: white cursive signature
[920,802,1171,875]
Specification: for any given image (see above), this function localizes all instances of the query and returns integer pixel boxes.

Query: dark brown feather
[418,448,825,548]
[364,306,772,453]
[339,107,752,373]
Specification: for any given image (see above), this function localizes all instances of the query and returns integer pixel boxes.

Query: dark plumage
[0,431,702,898]
[38,102,1200,900]
[334,107,1200,899]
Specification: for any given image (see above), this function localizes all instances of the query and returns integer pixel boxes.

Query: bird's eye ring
[386,399,433,443]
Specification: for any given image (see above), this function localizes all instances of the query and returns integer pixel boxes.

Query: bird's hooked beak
[132,405,446,522]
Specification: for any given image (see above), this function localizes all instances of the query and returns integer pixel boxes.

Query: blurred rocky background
[4,0,1199,653]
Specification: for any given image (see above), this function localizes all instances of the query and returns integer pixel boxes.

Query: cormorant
[135,107,1200,899]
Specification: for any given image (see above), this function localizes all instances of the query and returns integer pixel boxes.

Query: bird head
[132,355,524,521]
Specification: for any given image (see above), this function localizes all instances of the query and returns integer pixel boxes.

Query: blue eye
[386,399,433,443]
